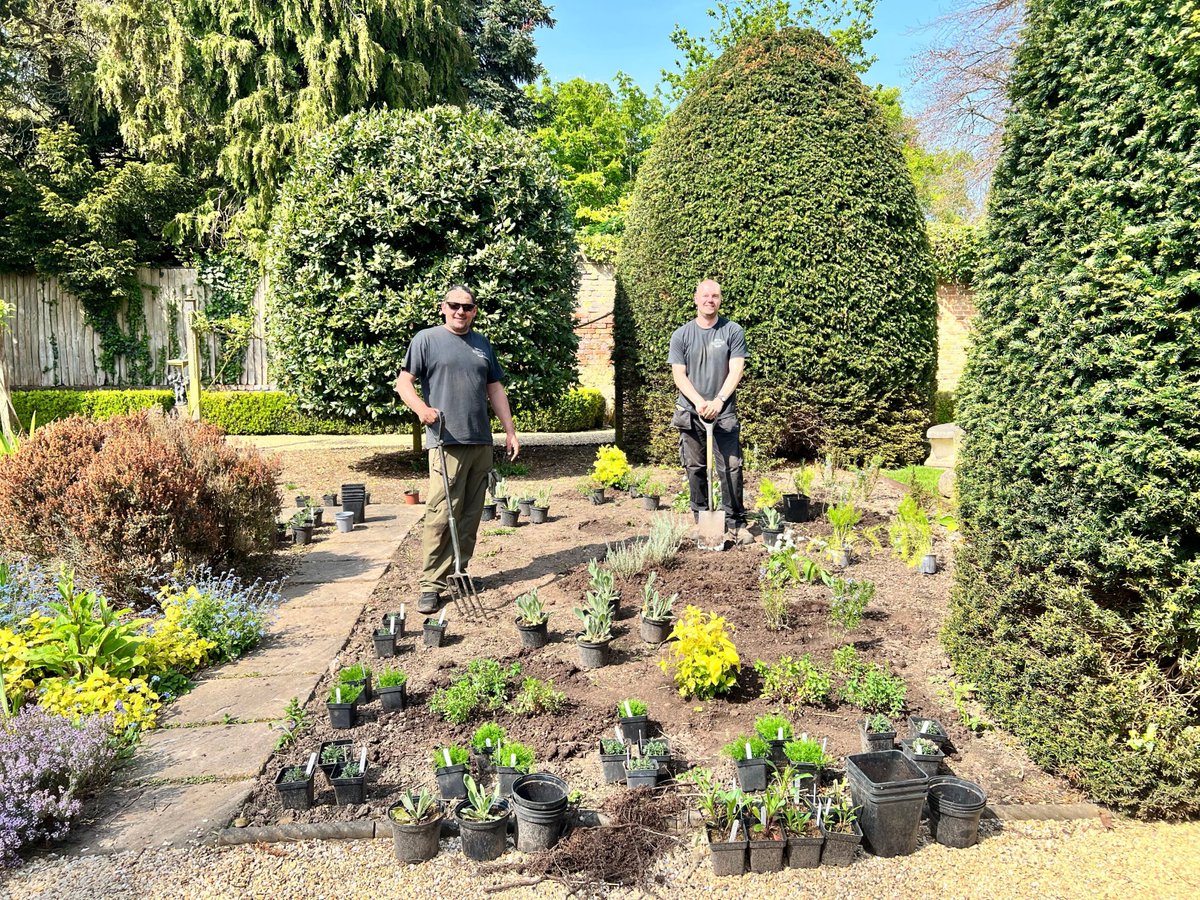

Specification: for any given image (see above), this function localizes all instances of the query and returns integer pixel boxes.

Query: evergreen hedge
[12,389,174,431]
[945,0,1200,818]
[615,28,936,464]
[265,106,579,423]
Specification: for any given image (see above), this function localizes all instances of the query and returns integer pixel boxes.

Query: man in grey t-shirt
[395,286,520,613]
[668,279,752,544]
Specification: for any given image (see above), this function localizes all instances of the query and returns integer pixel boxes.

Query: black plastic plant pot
[639,616,673,644]
[529,506,549,524]
[707,828,749,878]
[624,764,660,789]
[735,757,772,792]
[495,766,526,797]
[292,524,313,546]
[860,720,897,753]
[424,620,447,648]
[511,773,569,853]
[786,832,824,868]
[516,617,549,649]
[846,751,929,858]
[762,528,784,549]
[380,613,406,638]
[318,740,352,781]
[373,629,397,658]
[389,805,444,864]
[342,498,365,524]
[790,761,821,792]
[819,819,863,867]
[618,714,649,745]
[517,498,534,517]
[435,764,468,800]
[454,799,511,861]
[768,739,789,768]
[927,777,987,849]
[481,502,497,522]
[900,738,945,779]
[330,761,367,805]
[343,674,371,704]
[748,831,787,874]
[599,743,630,784]
[323,492,338,506]
[326,701,357,730]
[590,488,605,505]
[311,508,324,528]
[781,493,809,522]
[274,766,315,811]
[377,683,407,711]
[499,508,520,527]
[577,637,611,669]
[641,495,660,510]
[639,738,672,770]
[909,717,951,751]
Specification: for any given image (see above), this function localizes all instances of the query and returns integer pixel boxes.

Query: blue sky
[536,0,944,97]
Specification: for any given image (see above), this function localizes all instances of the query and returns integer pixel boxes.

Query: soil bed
[244,443,1082,830]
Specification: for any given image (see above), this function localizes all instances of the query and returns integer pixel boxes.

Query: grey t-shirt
[668,316,748,412]
[402,326,504,445]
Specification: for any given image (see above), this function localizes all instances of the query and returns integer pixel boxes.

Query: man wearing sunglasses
[395,286,520,614]
[669,278,753,545]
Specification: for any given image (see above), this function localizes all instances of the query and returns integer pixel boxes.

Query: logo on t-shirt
[711,338,726,349]
[471,348,488,360]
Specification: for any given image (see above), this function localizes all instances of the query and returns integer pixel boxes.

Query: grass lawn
[883,464,945,495]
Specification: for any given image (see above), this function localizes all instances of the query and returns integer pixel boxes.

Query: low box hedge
[12,389,174,430]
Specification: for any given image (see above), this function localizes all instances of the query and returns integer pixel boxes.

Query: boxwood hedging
[265,105,579,423]
[12,389,173,430]
[615,28,936,464]
[945,0,1200,818]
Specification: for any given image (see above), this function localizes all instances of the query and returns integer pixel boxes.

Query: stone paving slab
[279,580,376,607]
[204,631,348,679]
[285,553,391,584]
[122,723,278,782]
[160,673,323,727]
[69,780,255,854]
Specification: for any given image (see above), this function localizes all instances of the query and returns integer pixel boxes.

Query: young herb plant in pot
[514,589,550,649]
[587,559,621,619]
[817,779,862,866]
[686,767,749,878]
[470,722,507,775]
[404,482,421,505]
[388,787,444,863]
[455,774,510,861]
[774,766,823,868]
[639,572,677,644]
[910,716,950,751]
[860,713,896,753]
[624,754,660,789]
[380,608,407,638]
[754,713,794,767]
[598,735,630,784]
[724,735,774,792]
[516,488,535,517]
[290,510,314,546]
[640,736,672,771]
[530,486,551,524]
[782,467,815,522]
[783,734,832,792]
[491,740,535,797]
[318,740,352,782]
[616,698,649,744]
[574,590,614,669]
[275,754,317,810]
[578,477,605,505]
[825,501,861,568]
[326,682,362,729]
[376,668,408,711]
[423,610,448,647]
[330,747,369,805]
[758,507,785,548]
[641,479,667,510]
[499,496,521,527]
[901,736,945,778]
[434,745,470,800]
[748,788,788,874]
[339,663,372,704]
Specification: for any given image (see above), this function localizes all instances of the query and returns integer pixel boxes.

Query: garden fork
[434,414,488,621]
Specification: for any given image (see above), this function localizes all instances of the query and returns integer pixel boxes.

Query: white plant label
[614,726,622,741]
[304,752,316,778]
[443,748,453,768]
[759,806,767,827]
[510,753,517,767]
[400,603,406,620]
[744,742,753,760]
[624,701,633,718]
[336,687,342,704]
[777,727,784,741]
[390,616,396,634]
[485,738,492,749]
[358,748,367,772]
[728,819,740,842]
[438,609,446,625]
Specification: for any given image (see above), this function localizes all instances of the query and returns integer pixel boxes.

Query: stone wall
[573,261,616,421]
[937,282,977,391]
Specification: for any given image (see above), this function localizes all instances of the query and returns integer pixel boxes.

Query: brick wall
[936,282,977,391]
[574,260,616,421]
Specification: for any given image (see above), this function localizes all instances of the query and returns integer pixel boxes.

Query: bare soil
[243,444,1082,826]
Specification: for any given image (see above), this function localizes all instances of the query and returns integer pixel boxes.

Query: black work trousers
[678,413,745,528]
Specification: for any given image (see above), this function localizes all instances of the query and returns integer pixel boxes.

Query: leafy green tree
[527,73,665,262]
[265,106,578,423]
[618,28,935,464]
[88,0,473,246]
[663,0,877,101]
[946,0,1200,817]
[461,0,554,128]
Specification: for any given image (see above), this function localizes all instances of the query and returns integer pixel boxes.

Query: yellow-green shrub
[142,614,215,676]
[658,605,740,700]
[38,670,161,733]
[591,444,632,489]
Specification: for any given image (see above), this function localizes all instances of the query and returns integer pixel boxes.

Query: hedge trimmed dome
[265,106,579,421]
[615,28,935,463]
[946,0,1200,817]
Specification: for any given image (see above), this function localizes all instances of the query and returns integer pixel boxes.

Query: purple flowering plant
[151,566,283,664]
[0,706,116,866]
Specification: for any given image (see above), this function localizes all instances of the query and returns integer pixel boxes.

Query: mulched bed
[241,445,1083,835]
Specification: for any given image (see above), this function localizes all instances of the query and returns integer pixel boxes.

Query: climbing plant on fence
[265,106,579,422]
[616,28,936,464]
[946,0,1200,818]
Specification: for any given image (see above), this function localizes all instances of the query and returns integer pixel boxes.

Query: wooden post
[183,307,202,420]
[412,418,423,453]
[0,298,17,440]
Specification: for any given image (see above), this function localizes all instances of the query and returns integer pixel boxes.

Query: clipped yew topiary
[265,106,579,422]
[945,0,1200,817]
[615,28,935,463]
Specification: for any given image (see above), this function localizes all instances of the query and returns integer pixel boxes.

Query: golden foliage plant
[658,605,740,699]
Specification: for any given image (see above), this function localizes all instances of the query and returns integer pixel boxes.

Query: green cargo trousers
[420,443,492,594]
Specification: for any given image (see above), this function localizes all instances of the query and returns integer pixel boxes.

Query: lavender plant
[0,707,117,866]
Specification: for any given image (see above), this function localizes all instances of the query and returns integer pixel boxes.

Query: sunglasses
[445,301,476,312]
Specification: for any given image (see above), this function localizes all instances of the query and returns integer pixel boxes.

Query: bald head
[694,279,722,322]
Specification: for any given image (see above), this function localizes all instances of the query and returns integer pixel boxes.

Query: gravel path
[5,818,1199,899]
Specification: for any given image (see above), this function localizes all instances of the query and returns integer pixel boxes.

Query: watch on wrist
[717,393,728,403]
